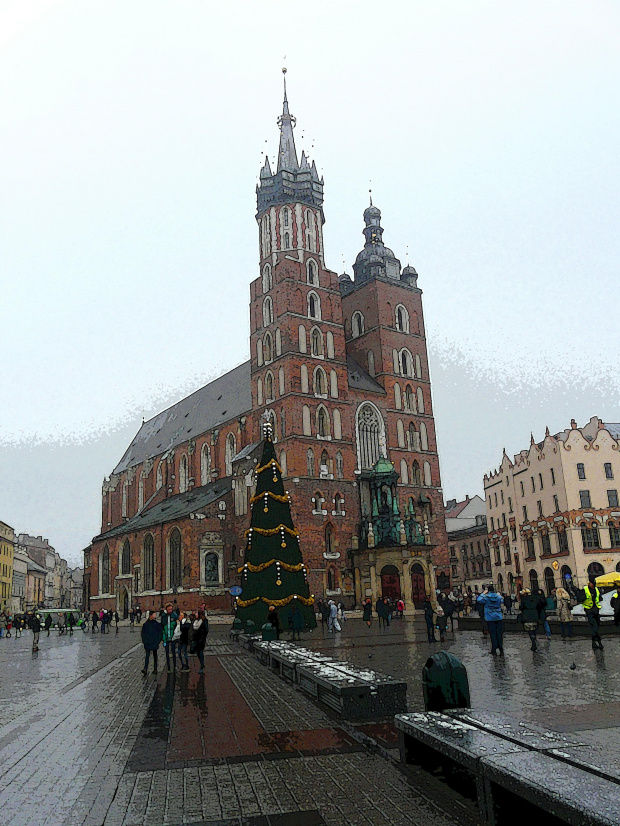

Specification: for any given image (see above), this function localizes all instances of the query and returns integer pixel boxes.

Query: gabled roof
[346,354,386,395]
[113,362,252,474]
[93,477,233,542]
[444,499,471,518]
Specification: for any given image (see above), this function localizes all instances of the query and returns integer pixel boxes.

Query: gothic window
[317,405,330,438]
[203,552,219,583]
[336,451,344,479]
[394,382,402,409]
[225,433,236,476]
[300,364,309,393]
[367,350,375,377]
[101,545,110,594]
[325,525,334,555]
[334,493,343,514]
[308,291,321,320]
[262,264,273,293]
[400,459,409,485]
[327,565,336,591]
[264,332,273,362]
[168,528,182,589]
[412,461,421,486]
[156,461,163,490]
[307,448,315,477]
[121,481,128,518]
[399,349,413,377]
[302,405,311,435]
[280,450,287,475]
[395,304,409,333]
[392,349,399,374]
[200,443,211,486]
[352,311,364,338]
[306,210,317,252]
[298,324,307,353]
[257,377,263,405]
[529,569,539,592]
[417,387,425,414]
[137,472,144,512]
[307,258,318,285]
[357,403,383,470]
[283,207,290,228]
[326,331,335,359]
[420,421,428,451]
[423,461,432,487]
[275,328,282,356]
[279,367,285,396]
[134,567,140,594]
[330,369,338,398]
[256,338,263,366]
[311,327,323,356]
[405,384,415,412]
[415,354,422,378]
[284,232,290,248]
[313,367,327,396]
[261,214,271,256]
[179,454,188,493]
[263,296,273,327]
[408,423,419,451]
[264,372,274,402]
[320,450,329,474]
[121,539,131,575]
[397,419,405,448]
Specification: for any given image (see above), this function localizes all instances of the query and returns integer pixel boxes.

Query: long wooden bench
[396,711,620,825]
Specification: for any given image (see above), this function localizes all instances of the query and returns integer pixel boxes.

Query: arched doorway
[380,565,401,600]
[122,589,129,619]
[587,561,605,579]
[529,569,539,593]
[411,563,426,608]
[508,572,515,594]
[544,567,555,596]
[497,573,504,593]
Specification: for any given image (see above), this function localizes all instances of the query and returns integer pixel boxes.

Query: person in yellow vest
[580,580,603,650]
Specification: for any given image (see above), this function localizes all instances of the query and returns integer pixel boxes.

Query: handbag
[333,618,341,632]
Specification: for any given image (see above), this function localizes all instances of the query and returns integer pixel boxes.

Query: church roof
[94,478,233,542]
[346,354,386,395]
[113,361,252,474]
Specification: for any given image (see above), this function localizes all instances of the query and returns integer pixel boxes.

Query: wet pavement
[0,618,618,825]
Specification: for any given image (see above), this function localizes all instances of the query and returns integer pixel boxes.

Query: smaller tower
[352,202,402,283]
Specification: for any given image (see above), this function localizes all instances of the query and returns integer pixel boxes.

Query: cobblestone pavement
[1,618,618,825]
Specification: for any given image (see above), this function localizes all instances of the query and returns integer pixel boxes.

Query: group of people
[0,611,29,638]
[87,609,121,633]
[141,603,209,675]
[317,599,348,633]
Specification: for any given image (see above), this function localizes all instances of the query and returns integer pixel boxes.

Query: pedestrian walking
[443,596,456,632]
[30,613,41,651]
[267,605,281,639]
[319,600,330,632]
[114,611,120,633]
[396,598,405,619]
[477,586,505,655]
[579,580,604,650]
[434,606,447,642]
[0,612,6,638]
[136,606,142,624]
[5,614,13,638]
[57,613,66,636]
[555,587,573,638]
[422,597,435,642]
[129,609,135,628]
[538,589,553,639]
[161,603,179,672]
[288,601,304,640]
[91,611,99,633]
[504,594,513,615]
[362,598,372,628]
[14,615,23,638]
[141,610,163,675]
[611,584,620,628]
[67,613,75,635]
[519,587,546,651]
[177,612,191,670]
[192,610,208,673]
[327,600,338,632]
[44,613,53,636]
[475,594,489,637]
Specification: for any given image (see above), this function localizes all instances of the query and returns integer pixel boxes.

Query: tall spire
[277,68,299,172]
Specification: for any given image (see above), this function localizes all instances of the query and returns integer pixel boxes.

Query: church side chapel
[85,73,449,616]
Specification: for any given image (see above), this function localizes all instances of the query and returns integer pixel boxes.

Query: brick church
[84,79,449,616]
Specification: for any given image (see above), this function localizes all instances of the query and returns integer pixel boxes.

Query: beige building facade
[445,495,491,592]
[0,521,15,612]
[484,417,620,596]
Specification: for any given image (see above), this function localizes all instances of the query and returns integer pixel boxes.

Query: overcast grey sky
[2,1,620,565]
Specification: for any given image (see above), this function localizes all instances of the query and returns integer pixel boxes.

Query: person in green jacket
[161,603,179,671]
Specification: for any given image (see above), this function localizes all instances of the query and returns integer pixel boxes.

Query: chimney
[570,419,577,430]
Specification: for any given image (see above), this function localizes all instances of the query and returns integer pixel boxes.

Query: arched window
[560,564,573,589]
[280,407,285,437]
[264,372,274,402]
[529,569,539,593]
[279,367,285,396]
[420,421,428,451]
[256,338,263,366]
[334,493,343,514]
[168,528,182,589]
[307,448,315,477]
[330,369,338,398]
[327,565,336,591]
[261,214,271,256]
[298,324,307,353]
[392,349,399,374]
[306,210,317,252]
[264,332,273,362]
[317,405,330,438]
[300,364,309,393]
[320,450,329,474]
[283,207,290,228]
[257,377,263,405]
[302,405,311,435]
[263,296,273,327]
[308,291,321,320]
[279,450,287,476]
[412,460,421,486]
[284,231,290,249]
[336,451,344,479]
[275,328,282,356]
[307,258,318,285]
[101,545,110,594]
[405,385,415,413]
[326,331,335,359]
[333,407,342,439]
[179,454,188,493]
[357,403,384,469]
[417,387,425,414]
[312,490,324,514]
[203,552,219,583]
[400,459,409,485]
[423,461,432,487]
[121,538,131,575]
[587,560,605,577]
[408,423,419,451]
[394,382,402,409]
[397,419,405,448]
[367,350,375,377]
[313,367,327,396]
[143,534,155,591]
[352,311,365,338]
[395,304,409,333]
[121,481,128,518]
[311,327,323,357]
[225,433,236,476]
[262,264,272,293]
[137,472,144,512]
[415,354,422,378]
[544,566,555,596]
[325,525,334,556]
[400,349,413,377]
[156,461,163,490]
[200,443,211,486]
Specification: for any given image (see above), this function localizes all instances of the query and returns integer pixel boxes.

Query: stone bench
[396,711,620,825]
[238,632,262,652]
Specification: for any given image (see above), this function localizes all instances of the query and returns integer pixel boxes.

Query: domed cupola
[352,201,401,285]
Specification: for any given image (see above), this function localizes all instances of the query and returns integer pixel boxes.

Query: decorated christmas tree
[235,422,317,630]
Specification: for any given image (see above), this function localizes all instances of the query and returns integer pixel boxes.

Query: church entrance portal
[122,589,129,619]
[380,565,401,601]
[411,564,426,608]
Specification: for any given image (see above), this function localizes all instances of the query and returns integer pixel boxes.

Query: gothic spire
[277,69,299,172]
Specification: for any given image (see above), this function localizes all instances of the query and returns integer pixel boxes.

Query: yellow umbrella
[595,572,620,587]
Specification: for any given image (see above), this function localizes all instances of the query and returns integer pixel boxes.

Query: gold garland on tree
[237,559,305,574]
[245,524,298,538]
[255,458,282,475]
[236,593,315,609]
[250,491,290,504]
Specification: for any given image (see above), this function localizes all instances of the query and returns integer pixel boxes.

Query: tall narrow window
[367,350,375,377]
[302,405,311,435]
[400,349,413,376]
[405,385,415,413]
[394,383,402,410]
[317,406,330,438]
[169,528,182,588]
[262,264,273,292]
[336,451,344,479]
[608,489,619,507]
[265,372,274,402]
[101,545,110,594]
[137,472,144,512]
[156,461,163,490]
[298,324,307,353]
[308,292,321,319]
[352,312,364,337]
[307,448,315,477]
[121,539,131,575]
[313,367,327,396]
[284,231,290,248]
[416,387,424,414]
[357,403,383,470]
[307,259,318,285]
[179,454,188,493]
[395,304,409,333]
[579,490,591,508]
[225,433,236,476]
[200,443,211,486]
[121,481,128,518]
[263,296,273,326]
[605,462,614,479]
[264,332,273,362]
[577,463,586,480]
[143,534,155,591]
[311,327,323,356]
[551,467,556,485]
[301,364,309,394]
[283,207,289,227]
